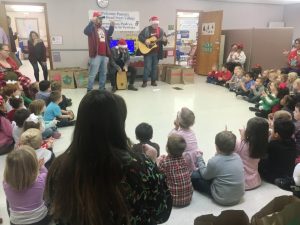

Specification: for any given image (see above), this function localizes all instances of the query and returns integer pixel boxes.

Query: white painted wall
[283,3,300,41]
[3,0,285,68]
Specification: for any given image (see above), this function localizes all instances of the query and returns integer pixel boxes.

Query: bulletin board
[15,18,39,39]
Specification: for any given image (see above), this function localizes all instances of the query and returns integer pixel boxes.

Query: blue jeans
[87,55,108,91]
[143,53,158,82]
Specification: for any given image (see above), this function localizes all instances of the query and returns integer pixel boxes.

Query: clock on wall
[97,0,109,8]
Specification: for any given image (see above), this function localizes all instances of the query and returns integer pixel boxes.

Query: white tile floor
[0,62,290,224]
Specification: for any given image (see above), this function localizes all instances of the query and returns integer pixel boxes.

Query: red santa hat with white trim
[118,38,127,48]
[149,16,159,24]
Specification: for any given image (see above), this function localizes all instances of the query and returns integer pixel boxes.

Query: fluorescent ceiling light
[10,5,44,12]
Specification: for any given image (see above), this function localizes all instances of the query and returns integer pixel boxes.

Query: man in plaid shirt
[158,134,193,207]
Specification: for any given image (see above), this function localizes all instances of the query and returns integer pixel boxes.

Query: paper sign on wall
[88,10,139,31]
[51,36,63,45]
[201,23,215,35]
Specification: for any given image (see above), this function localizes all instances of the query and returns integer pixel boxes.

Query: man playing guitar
[138,16,167,87]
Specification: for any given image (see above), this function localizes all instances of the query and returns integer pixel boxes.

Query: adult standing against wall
[7,17,17,55]
[282,38,300,75]
[226,43,246,73]
[84,11,114,92]
[138,16,167,88]
[28,31,48,81]
[45,90,172,225]
[0,26,9,45]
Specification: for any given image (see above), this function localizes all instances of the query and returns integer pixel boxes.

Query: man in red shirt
[84,11,114,92]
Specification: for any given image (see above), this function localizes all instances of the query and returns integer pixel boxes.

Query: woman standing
[28,31,48,81]
[282,38,300,75]
[45,90,172,225]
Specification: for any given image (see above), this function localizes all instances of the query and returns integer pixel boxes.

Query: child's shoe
[52,131,61,139]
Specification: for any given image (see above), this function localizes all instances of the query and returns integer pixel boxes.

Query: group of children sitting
[0,79,77,224]
[2,69,300,224]
[0,79,76,156]
[134,107,300,209]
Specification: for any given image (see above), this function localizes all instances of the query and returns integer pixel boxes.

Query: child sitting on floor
[132,122,160,156]
[157,134,193,207]
[206,65,218,84]
[249,81,289,118]
[236,72,255,98]
[191,131,244,206]
[44,91,75,127]
[12,108,30,146]
[293,103,300,164]
[235,117,269,190]
[258,118,297,184]
[287,72,298,94]
[247,77,265,103]
[7,96,24,122]
[29,99,60,139]
[3,145,51,225]
[215,64,232,86]
[51,81,72,110]
[35,80,51,103]
[226,65,243,91]
[0,95,14,155]
[19,128,55,169]
[170,107,202,172]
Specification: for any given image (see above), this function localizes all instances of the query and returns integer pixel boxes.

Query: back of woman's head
[13,109,30,127]
[4,145,39,191]
[245,117,269,158]
[46,90,130,225]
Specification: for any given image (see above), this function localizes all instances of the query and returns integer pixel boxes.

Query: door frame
[2,1,53,69]
[174,9,201,64]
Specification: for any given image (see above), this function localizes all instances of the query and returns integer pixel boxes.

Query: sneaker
[128,84,138,91]
[142,81,147,88]
[151,81,157,86]
[242,96,249,101]
[111,86,117,93]
[275,178,295,191]
[249,107,259,112]
[52,131,61,139]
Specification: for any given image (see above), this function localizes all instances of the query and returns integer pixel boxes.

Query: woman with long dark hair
[45,90,172,225]
[28,31,48,81]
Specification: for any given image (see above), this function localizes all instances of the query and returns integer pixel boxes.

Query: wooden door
[0,2,9,40]
[195,11,223,75]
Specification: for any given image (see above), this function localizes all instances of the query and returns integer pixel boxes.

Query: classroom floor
[0,62,290,224]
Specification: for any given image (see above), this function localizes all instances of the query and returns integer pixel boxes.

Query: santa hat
[118,39,127,48]
[93,11,105,19]
[149,16,159,24]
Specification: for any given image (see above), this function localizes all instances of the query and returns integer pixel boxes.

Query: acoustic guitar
[137,33,173,55]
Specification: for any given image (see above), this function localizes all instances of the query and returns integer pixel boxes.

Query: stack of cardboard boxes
[48,67,89,89]
[158,64,195,85]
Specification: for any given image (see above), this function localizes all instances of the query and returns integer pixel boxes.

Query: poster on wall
[88,10,139,31]
[201,22,215,35]
[51,36,63,45]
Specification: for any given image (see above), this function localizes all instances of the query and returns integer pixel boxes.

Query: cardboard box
[181,67,195,84]
[61,70,76,89]
[74,69,89,88]
[166,68,182,84]
[161,64,176,82]
[48,70,62,84]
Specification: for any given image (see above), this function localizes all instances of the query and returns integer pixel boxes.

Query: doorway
[1,2,53,79]
[175,10,200,66]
